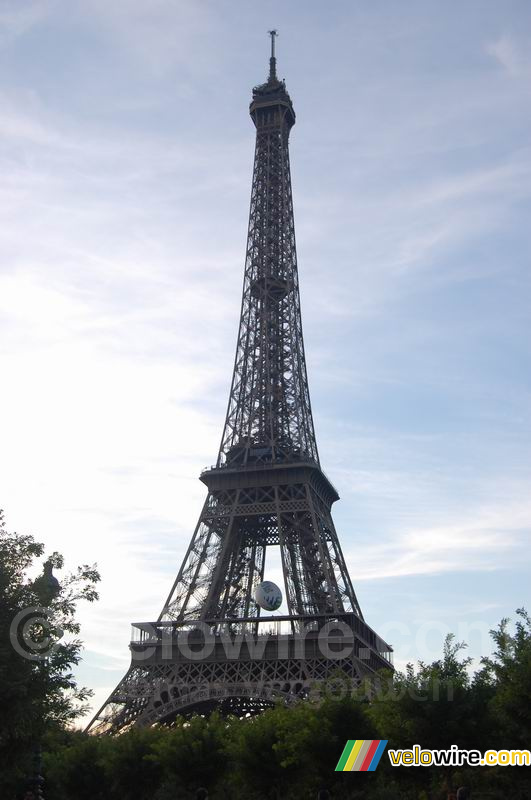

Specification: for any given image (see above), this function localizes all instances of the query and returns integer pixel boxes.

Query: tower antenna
[268,29,278,81]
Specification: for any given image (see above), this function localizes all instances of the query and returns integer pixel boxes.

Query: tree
[481,608,531,748]
[366,635,496,798]
[150,714,231,798]
[0,510,100,796]
[43,730,108,800]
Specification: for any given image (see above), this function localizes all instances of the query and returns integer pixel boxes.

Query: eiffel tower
[88,32,392,735]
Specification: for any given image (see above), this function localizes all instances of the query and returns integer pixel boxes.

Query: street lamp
[25,559,61,800]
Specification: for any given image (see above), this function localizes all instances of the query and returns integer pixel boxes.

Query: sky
[0,0,530,720]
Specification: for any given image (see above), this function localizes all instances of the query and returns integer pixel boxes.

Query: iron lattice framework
[88,34,392,735]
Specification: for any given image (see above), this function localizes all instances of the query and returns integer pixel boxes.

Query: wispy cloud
[85,0,222,77]
[347,500,530,582]
[486,34,531,77]
[0,1,52,46]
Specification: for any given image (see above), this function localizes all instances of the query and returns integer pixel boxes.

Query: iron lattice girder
[160,461,362,623]
[219,76,317,468]
[87,51,393,737]
[88,614,392,735]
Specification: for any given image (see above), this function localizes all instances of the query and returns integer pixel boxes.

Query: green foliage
[481,608,531,747]
[150,714,230,795]
[0,510,100,797]
[44,730,108,800]
[365,635,499,797]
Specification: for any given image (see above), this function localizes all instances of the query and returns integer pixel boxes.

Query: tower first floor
[87,613,393,734]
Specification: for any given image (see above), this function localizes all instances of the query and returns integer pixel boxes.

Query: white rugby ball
[254,580,282,611]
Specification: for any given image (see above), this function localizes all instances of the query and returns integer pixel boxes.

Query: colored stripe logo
[335,739,388,772]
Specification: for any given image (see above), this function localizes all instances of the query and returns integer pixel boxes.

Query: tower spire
[268,29,278,82]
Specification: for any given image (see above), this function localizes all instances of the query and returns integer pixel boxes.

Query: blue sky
[0,0,530,717]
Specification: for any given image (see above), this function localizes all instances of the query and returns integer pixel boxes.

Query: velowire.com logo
[335,739,388,772]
